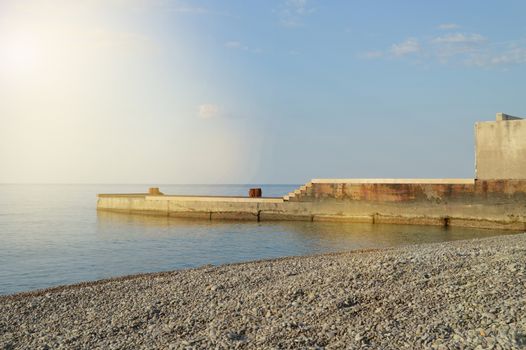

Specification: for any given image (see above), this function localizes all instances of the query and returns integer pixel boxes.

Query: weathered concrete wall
[97,179,526,230]
[475,114,526,179]
[287,179,526,230]
[97,195,314,221]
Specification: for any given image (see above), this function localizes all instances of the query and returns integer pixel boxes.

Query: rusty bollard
[148,187,164,195]
[249,188,262,198]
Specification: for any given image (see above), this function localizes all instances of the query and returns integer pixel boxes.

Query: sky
[0,0,525,184]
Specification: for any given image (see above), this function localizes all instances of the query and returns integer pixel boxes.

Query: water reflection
[0,183,517,295]
[97,210,512,252]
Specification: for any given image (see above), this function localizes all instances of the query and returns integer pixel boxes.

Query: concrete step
[283,181,312,201]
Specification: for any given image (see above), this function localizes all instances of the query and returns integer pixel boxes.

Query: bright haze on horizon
[0,0,525,184]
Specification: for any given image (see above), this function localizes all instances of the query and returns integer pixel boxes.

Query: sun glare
[0,32,39,74]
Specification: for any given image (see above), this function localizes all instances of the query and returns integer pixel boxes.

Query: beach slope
[1,234,525,349]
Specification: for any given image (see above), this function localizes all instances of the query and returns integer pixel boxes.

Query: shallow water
[0,184,516,295]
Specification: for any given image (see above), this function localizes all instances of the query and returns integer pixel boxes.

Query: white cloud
[432,33,486,44]
[278,0,315,27]
[198,104,220,119]
[438,23,460,30]
[288,0,310,14]
[489,47,526,65]
[361,27,526,69]
[468,47,526,67]
[431,33,487,62]
[391,38,420,56]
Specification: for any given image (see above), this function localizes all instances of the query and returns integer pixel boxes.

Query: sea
[0,184,514,295]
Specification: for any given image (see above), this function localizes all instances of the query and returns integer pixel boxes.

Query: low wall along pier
[98,113,526,230]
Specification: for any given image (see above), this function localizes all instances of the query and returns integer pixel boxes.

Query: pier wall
[97,179,526,230]
[288,179,526,229]
[97,195,314,221]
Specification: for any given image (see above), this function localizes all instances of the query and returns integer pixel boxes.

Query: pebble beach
[1,233,525,349]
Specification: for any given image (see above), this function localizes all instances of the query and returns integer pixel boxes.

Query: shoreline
[2,233,525,348]
[0,246,388,300]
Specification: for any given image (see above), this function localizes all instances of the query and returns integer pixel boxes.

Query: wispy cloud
[468,46,526,67]
[277,0,315,27]
[391,38,421,56]
[361,28,526,69]
[225,41,243,49]
[431,33,487,62]
[198,104,221,119]
[437,23,460,30]
[287,0,311,14]
[224,41,262,54]
[196,103,245,119]
[432,33,486,44]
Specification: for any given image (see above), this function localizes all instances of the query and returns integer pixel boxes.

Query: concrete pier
[97,113,526,230]
[97,178,526,230]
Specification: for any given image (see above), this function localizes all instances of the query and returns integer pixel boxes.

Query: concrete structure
[475,113,526,180]
[98,113,526,230]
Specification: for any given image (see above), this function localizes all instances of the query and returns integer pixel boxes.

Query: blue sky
[1,0,525,183]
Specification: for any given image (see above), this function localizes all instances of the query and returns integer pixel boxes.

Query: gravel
[1,233,526,349]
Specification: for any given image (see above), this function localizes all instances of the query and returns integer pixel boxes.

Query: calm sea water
[0,184,515,295]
